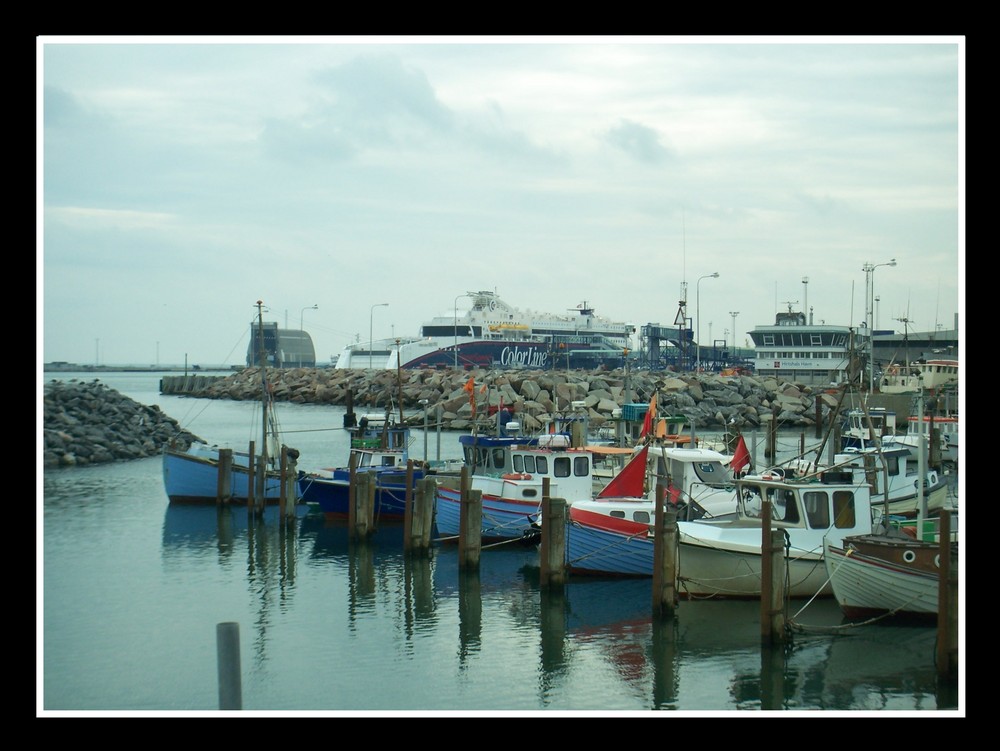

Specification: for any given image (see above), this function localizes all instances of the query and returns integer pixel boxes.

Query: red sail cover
[597,444,649,499]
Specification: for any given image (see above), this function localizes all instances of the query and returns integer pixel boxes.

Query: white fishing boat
[566,465,879,598]
[335,290,635,370]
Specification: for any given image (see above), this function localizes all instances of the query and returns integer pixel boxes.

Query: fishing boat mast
[256,300,270,498]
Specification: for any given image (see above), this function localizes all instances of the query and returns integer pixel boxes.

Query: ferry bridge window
[803,491,830,528]
[554,456,571,478]
[832,491,856,528]
[574,455,590,476]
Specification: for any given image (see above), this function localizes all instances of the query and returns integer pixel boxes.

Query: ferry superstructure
[747,305,859,386]
[336,290,635,370]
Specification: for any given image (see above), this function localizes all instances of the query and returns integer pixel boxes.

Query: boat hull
[824,535,945,619]
[565,507,837,598]
[162,447,287,504]
[297,468,422,520]
[435,484,543,542]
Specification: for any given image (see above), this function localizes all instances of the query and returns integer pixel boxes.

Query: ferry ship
[747,303,861,387]
[335,290,635,370]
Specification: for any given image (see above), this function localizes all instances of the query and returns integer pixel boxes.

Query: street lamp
[695,272,719,372]
[862,259,896,391]
[369,303,388,370]
[729,311,739,354]
[453,293,470,368]
[300,304,318,331]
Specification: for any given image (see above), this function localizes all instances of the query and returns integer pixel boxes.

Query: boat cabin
[737,475,864,531]
[840,407,898,451]
[347,413,410,469]
[458,433,595,501]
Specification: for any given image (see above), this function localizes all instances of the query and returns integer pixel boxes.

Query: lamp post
[695,272,719,372]
[369,303,388,370]
[300,304,318,332]
[453,293,470,369]
[728,311,739,355]
[862,259,896,391]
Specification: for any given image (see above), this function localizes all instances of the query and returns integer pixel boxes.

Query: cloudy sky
[39,36,964,368]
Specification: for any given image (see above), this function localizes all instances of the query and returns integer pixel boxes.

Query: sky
[38,36,964,368]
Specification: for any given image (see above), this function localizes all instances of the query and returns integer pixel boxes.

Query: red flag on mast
[597,444,649,499]
[730,434,751,475]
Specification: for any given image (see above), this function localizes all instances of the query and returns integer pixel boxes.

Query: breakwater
[43,379,203,469]
[161,366,915,434]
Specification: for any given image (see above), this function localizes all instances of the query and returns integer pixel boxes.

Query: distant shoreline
[43,363,244,373]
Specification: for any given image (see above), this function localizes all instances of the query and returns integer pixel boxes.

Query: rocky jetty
[170,366,845,434]
[43,379,203,469]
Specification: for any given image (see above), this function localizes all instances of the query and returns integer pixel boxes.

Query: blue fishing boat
[162,301,300,505]
[297,413,424,521]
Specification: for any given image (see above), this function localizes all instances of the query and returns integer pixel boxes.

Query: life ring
[502,473,532,481]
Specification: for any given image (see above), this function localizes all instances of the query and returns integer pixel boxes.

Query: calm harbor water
[40,371,963,716]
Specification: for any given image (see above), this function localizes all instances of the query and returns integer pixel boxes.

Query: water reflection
[157,505,952,712]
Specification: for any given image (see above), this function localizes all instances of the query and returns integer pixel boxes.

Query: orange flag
[463,376,476,414]
[639,393,657,438]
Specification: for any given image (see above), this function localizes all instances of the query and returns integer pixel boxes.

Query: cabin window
[492,448,506,468]
[513,455,524,473]
[741,485,763,517]
[832,491,857,529]
[610,510,625,518]
[524,455,537,474]
[803,491,830,528]
[574,455,590,476]
[885,455,900,476]
[554,456,571,478]
[521,489,537,498]
[772,489,800,523]
[632,511,651,523]
[381,456,395,467]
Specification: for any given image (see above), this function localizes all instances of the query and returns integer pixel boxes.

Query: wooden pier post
[760,502,787,643]
[280,446,297,523]
[406,473,435,555]
[216,448,232,504]
[246,440,259,516]
[937,511,959,681]
[652,480,678,618]
[216,622,242,710]
[458,468,482,570]
[539,495,567,587]
[350,471,375,541]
